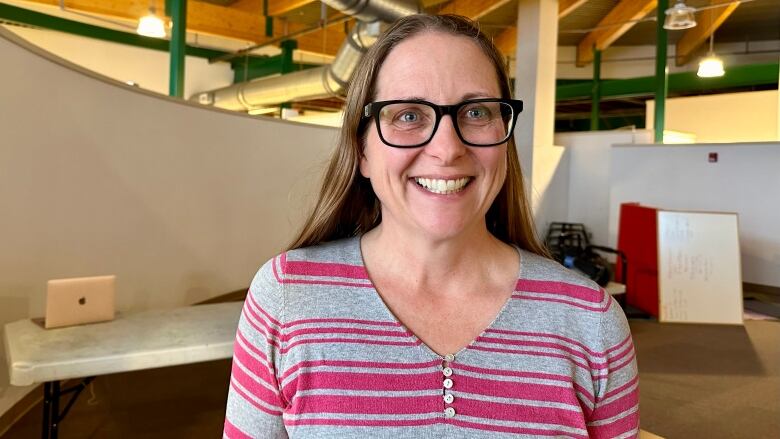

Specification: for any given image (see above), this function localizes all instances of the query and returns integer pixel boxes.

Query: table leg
[51,381,60,439]
[42,382,52,439]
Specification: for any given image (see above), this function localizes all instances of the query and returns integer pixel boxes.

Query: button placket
[442,354,456,419]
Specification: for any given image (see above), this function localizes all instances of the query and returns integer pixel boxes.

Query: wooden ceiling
[15,0,778,66]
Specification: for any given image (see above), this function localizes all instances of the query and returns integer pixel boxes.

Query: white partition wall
[608,142,780,288]
[0,28,336,414]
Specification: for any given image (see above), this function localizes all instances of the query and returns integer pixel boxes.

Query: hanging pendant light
[697,34,725,78]
[664,1,697,30]
[137,5,166,38]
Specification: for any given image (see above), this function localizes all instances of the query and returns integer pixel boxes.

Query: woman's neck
[360,222,515,294]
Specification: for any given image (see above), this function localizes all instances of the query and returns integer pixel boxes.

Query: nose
[424,115,467,164]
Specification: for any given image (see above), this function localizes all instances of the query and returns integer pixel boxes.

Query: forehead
[374,31,501,101]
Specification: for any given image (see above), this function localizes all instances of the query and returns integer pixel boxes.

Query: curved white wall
[0,28,336,415]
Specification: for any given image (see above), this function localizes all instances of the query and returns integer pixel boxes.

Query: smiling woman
[224,14,639,439]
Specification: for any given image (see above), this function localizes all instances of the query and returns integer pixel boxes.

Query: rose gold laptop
[45,275,116,329]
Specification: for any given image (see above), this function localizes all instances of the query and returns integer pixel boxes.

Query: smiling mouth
[413,177,473,195]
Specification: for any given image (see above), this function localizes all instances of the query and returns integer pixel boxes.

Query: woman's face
[359,31,507,242]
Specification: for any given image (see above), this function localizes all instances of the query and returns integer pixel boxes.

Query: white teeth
[414,177,471,194]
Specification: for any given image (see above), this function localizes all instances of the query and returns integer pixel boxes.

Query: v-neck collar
[348,235,523,363]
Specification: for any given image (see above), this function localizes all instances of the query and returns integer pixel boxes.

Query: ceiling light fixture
[697,34,725,78]
[137,5,166,38]
[664,0,697,30]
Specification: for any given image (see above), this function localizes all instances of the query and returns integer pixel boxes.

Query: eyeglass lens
[377,101,513,147]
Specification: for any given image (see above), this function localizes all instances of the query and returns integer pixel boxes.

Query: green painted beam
[556,62,780,101]
[654,0,669,142]
[168,0,187,98]
[590,48,601,131]
[0,3,245,61]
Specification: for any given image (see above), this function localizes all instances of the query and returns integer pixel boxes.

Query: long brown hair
[288,14,548,257]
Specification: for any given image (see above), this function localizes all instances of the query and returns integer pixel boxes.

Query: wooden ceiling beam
[558,0,588,20]
[576,0,657,66]
[23,0,268,42]
[267,0,317,16]
[492,0,589,56]
[675,0,740,66]
[294,19,352,57]
[437,0,512,20]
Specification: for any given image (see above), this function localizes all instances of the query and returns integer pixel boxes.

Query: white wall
[647,90,780,143]
[0,28,336,417]
[2,25,234,98]
[607,142,780,288]
[553,130,653,247]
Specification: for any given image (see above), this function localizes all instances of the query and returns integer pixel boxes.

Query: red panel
[616,203,659,316]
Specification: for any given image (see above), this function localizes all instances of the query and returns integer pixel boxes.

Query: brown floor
[3,318,778,438]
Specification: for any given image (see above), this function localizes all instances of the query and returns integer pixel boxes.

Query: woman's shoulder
[262,236,367,283]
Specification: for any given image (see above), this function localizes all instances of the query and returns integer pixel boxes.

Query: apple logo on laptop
[79,297,86,305]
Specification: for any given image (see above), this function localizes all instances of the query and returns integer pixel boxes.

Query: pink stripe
[454,363,595,403]
[512,294,610,312]
[456,397,586,428]
[284,417,440,428]
[272,254,284,283]
[587,408,639,438]
[605,334,633,356]
[234,335,272,378]
[467,345,603,375]
[516,279,605,303]
[236,329,269,364]
[591,389,639,422]
[231,361,283,408]
[603,376,638,400]
[450,419,588,439]
[281,359,440,381]
[230,380,283,416]
[605,343,635,368]
[485,328,608,357]
[284,260,369,279]
[286,326,413,341]
[475,336,605,366]
[456,374,581,406]
[289,394,441,415]
[284,317,401,329]
[286,371,440,393]
[279,278,374,288]
[239,307,282,350]
[282,337,420,354]
[223,419,253,439]
[246,292,283,329]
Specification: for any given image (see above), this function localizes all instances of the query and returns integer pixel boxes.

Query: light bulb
[697,55,725,78]
[137,12,166,38]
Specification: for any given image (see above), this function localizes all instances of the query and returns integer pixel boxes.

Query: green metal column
[590,48,601,131]
[167,0,187,98]
[654,0,669,143]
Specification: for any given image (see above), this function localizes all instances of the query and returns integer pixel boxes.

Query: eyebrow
[388,92,498,102]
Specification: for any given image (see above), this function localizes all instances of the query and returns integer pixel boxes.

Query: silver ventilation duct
[322,0,418,22]
[192,0,418,111]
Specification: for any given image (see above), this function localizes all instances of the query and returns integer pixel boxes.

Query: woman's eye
[466,107,489,119]
[397,111,420,123]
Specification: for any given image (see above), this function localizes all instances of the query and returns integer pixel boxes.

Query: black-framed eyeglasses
[362,98,523,148]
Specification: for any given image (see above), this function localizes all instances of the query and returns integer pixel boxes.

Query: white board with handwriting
[657,211,743,324]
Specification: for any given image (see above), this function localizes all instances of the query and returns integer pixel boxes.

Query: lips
[413,177,472,195]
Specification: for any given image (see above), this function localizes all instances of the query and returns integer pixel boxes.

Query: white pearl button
[443,394,454,404]
[444,354,455,362]
[444,407,456,418]
[443,378,453,389]
[443,367,453,377]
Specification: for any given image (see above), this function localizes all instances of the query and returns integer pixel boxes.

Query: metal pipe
[191,0,418,110]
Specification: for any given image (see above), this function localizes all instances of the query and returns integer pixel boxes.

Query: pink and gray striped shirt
[224,237,639,438]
